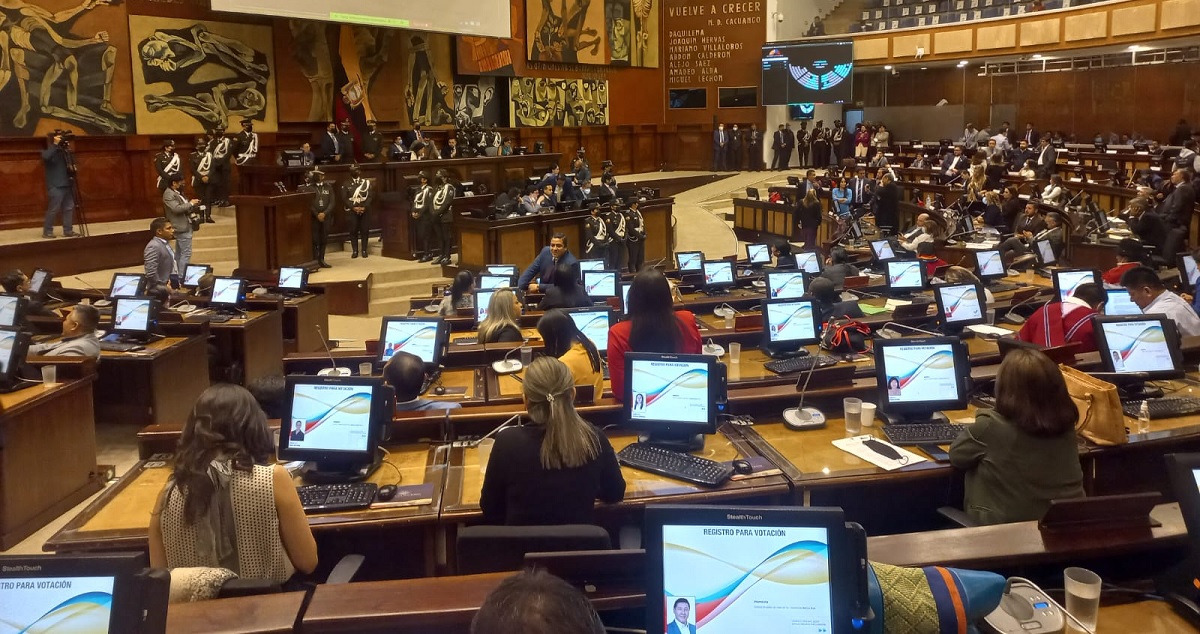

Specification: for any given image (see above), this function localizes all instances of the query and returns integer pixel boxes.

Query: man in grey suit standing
[28,305,101,359]
[143,217,177,291]
[162,175,199,275]
[41,131,79,239]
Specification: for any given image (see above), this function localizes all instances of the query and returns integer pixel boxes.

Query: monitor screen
[486,264,517,276]
[28,269,50,295]
[278,267,306,290]
[766,271,806,299]
[211,277,243,306]
[378,317,445,366]
[1035,239,1057,265]
[0,328,19,376]
[1104,289,1141,316]
[583,270,618,298]
[1096,316,1182,377]
[885,260,925,291]
[876,338,967,411]
[1181,255,1200,288]
[183,264,210,287]
[796,251,822,274]
[567,308,612,353]
[280,379,377,457]
[620,283,632,315]
[0,295,23,328]
[477,274,512,290]
[764,299,819,345]
[109,274,143,298]
[475,289,497,324]
[702,261,735,288]
[934,283,986,327]
[746,243,772,265]
[975,250,1005,280]
[0,552,154,634]
[870,239,895,262]
[113,298,153,334]
[628,355,712,425]
[676,251,704,273]
[762,40,854,106]
[577,259,606,274]
[1053,269,1097,303]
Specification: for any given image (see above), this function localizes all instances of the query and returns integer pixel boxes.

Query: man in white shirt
[28,304,101,359]
[1121,265,1200,337]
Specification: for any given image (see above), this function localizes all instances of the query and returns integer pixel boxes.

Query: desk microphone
[713,303,741,319]
[73,276,110,307]
[782,344,826,430]
[875,321,942,339]
[470,414,522,447]
[844,287,883,299]
[491,339,528,374]
[315,324,351,376]
[1001,288,1052,325]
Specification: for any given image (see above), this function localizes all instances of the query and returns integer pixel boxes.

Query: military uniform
[583,211,611,263]
[189,140,213,221]
[210,133,233,207]
[605,205,627,271]
[413,181,435,261]
[154,149,181,193]
[625,203,646,273]
[432,182,456,265]
[361,126,383,161]
[233,129,258,166]
[301,176,336,267]
[341,176,375,258]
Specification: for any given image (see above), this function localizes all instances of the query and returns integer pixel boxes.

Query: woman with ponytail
[480,357,625,525]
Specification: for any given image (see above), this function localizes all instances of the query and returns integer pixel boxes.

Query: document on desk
[966,324,1015,338]
[832,436,926,471]
[859,304,890,315]
[370,483,435,509]
[883,298,911,311]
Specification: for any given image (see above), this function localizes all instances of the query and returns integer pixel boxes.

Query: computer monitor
[1164,453,1200,568]
[701,260,735,292]
[0,552,167,634]
[870,239,896,263]
[182,264,211,288]
[485,264,518,277]
[277,266,307,292]
[377,316,448,368]
[0,328,30,385]
[566,307,613,354]
[974,249,1006,282]
[765,270,806,299]
[577,259,606,275]
[762,298,820,356]
[0,294,25,328]
[875,336,971,425]
[796,251,823,274]
[675,251,703,273]
[1034,239,1057,266]
[884,259,926,295]
[1052,269,1098,303]
[477,274,513,290]
[1179,254,1200,290]
[277,375,392,482]
[1094,315,1184,393]
[583,270,618,298]
[474,289,498,325]
[210,277,245,309]
[620,282,632,315]
[1104,288,1141,316]
[643,505,856,634]
[933,282,987,330]
[111,297,160,339]
[624,352,722,451]
[27,268,51,299]
[109,273,145,299]
[746,243,772,266]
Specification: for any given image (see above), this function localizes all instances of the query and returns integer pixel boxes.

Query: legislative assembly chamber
[4,0,1200,632]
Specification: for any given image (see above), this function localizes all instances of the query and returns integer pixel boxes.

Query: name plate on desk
[734,314,764,331]
[371,483,435,509]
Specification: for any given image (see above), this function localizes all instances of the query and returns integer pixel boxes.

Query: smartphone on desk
[919,444,951,462]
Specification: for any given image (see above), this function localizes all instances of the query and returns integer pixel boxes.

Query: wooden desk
[230,192,316,270]
[93,334,210,426]
[166,591,306,634]
[0,376,103,549]
[283,293,330,354]
[188,310,284,385]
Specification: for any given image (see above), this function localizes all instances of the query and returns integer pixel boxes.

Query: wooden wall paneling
[497,225,540,271]
[673,125,710,171]
[635,125,659,173]
[607,129,634,175]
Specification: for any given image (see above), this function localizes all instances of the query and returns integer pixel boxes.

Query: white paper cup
[860,402,877,427]
[358,362,373,376]
[41,365,57,387]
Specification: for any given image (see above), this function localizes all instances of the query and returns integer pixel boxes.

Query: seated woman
[150,384,317,585]
[536,309,604,396]
[479,288,524,343]
[808,277,864,323]
[438,270,475,316]
[771,239,797,269]
[538,261,592,311]
[479,357,625,525]
[1041,175,1066,209]
[820,246,861,288]
[1018,160,1037,180]
[949,347,1084,525]
[899,216,936,253]
[607,268,702,402]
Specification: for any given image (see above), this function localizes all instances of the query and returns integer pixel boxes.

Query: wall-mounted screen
[669,88,708,109]
[762,41,854,106]
[718,86,758,108]
[210,0,511,37]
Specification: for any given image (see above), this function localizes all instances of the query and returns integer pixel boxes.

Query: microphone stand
[876,321,943,339]
[316,324,351,376]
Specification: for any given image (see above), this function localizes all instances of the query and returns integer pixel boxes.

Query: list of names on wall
[665,2,763,86]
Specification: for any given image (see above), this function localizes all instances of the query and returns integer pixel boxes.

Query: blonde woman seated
[941,266,995,304]
[150,384,317,589]
[480,357,625,525]
[479,288,524,343]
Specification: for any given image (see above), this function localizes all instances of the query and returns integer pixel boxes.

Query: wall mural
[400,31,455,127]
[605,0,631,65]
[278,19,335,122]
[509,77,607,128]
[456,35,517,76]
[630,0,658,68]
[0,0,134,135]
[453,75,506,127]
[130,15,277,134]
[526,0,607,65]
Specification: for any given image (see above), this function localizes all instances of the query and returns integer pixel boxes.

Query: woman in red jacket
[608,268,703,402]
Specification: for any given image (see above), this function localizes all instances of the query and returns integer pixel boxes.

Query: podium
[230,192,316,270]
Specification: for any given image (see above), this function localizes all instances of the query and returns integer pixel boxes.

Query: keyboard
[208,314,233,323]
[763,354,839,375]
[454,336,479,345]
[882,423,967,446]
[98,341,143,353]
[616,443,734,488]
[988,282,1021,292]
[1122,397,1200,420]
[297,482,378,513]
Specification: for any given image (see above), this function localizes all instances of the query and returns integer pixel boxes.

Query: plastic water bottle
[1137,401,1151,435]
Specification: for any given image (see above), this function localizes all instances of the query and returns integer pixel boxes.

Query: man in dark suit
[361,120,383,161]
[848,167,875,209]
[1022,122,1039,147]
[1159,169,1197,229]
[796,169,822,199]
[516,233,578,293]
[1123,199,1167,256]
[1035,137,1057,180]
[1009,139,1033,171]
[318,122,343,163]
[41,131,78,239]
[143,217,177,290]
[873,173,900,234]
[336,119,355,163]
[771,124,788,171]
[783,124,795,168]
[388,136,408,161]
[712,123,728,171]
[747,123,763,171]
[442,138,462,159]
[940,145,969,184]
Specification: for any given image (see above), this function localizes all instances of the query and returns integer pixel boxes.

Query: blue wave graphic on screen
[640,368,709,406]
[890,350,955,389]
[770,304,813,336]
[383,325,438,358]
[0,590,113,633]
[1113,324,1166,361]
[293,392,372,435]
[789,62,853,91]
[889,262,920,285]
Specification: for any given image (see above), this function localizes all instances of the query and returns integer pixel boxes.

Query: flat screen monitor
[870,239,896,262]
[1179,254,1200,289]
[474,289,497,325]
[112,297,158,336]
[28,268,51,297]
[675,251,704,274]
[209,0,512,38]
[762,40,855,106]
[1034,239,1057,266]
[485,264,518,277]
[933,282,987,328]
[1164,453,1200,557]
[583,270,618,298]
[0,294,26,328]
[278,266,307,291]
[277,375,391,478]
[765,271,806,299]
[182,264,211,288]
[746,243,772,266]
[885,259,926,293]
[1104,289,1141,316]
[702,260,735,290]
[974,250,1006,281]
[763,298,820,348]
[109,273,145,299]
[477,274,513,290]
[210,277,244,308]
[0,328,29,381]
[620,283,632,315]
[796,251,823,274]
[1094,315,1183,380]
[377,316,447,367]
[624,352,720,447]
[1053,269,1097,303]
[875,336,970,424]
[566,307,613,354]
[577,259,606,275]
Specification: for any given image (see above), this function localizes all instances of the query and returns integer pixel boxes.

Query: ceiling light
[920,66,927,70]
[1032,54,1042,59]
[884,65,893,70]
[1128,45,1144,52]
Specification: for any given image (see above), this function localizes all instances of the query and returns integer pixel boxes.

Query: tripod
[64,144,89,237]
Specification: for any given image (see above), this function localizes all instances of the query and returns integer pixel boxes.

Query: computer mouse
[433,385,446,396]
[731,459,753,475]
[377,484,398,501]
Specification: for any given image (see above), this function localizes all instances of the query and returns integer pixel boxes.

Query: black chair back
[456,524,612,575]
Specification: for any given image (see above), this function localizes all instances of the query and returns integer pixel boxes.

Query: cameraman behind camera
[163,174,201,274]
[42,130,79,239]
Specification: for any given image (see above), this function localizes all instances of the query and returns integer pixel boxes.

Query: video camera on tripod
[50,129,76,148]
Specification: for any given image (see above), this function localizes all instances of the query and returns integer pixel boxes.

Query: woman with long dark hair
[606,268,702,401]
[538,261,592,310]
[537,309,604,394]
[438,270,475,316]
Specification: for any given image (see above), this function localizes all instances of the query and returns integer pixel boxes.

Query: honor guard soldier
[605,200,627,271]
[432,169,456,265]
[361,120,383,161]
[233,118,258,166]
[624,198,646,273]
[583,202,610,263]
[209,127,233,208]
[413,171,436,262]
[154,139,181,193]
[342,165,375,258]
[301,169,335,268]
[189,134,214,223]
[795,121,811,168]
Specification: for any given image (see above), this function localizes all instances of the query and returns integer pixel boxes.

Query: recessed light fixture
[957,60,968,66]
[920,66,928,70]
[884,65,893,70]
[1032,53,1042,59]
[1128,44,1144,52]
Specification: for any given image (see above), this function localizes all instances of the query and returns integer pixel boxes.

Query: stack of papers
[966,324,1015,338]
